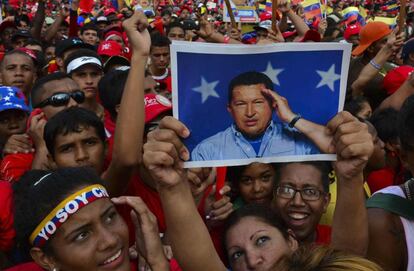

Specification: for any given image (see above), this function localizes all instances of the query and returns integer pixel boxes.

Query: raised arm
[327,111,373,256]
[143,116,227,271]
[351,28,404,97]
[30,0,46,40]
[278,0,309,39]
[103,10,149,197]
[44,7,67,43]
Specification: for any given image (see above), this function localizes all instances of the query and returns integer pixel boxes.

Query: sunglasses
[36,91,85,108]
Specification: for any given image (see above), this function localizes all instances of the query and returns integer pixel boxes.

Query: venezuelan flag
[342,6,365,25]
[369,16,397,28]
[302,0,321,21]
[265,0,272,13]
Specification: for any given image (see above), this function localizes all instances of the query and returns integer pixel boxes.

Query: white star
[4,102,12,106]
[262,62,284,86]
[316,64,341,92]
[192,77,220,103]
[3,96,10,101]
[15,104,22,108]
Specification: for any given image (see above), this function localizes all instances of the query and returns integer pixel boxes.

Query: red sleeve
[69,9,79,37]
[315,224,332,245]
[0,181,15,251]
[0,153,34,183]
[5,262,44,271]
[366,167,395,193]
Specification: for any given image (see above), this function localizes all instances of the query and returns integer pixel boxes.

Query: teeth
[103,249,121,265]
[289,213,308,220]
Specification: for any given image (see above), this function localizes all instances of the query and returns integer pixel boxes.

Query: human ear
[286,229,298,251]
[30,247,58,271]
[322,192,331,213]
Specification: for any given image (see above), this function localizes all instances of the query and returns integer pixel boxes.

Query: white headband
[67,56,102,74]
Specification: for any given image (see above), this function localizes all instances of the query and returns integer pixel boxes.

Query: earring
[52,268,58,271]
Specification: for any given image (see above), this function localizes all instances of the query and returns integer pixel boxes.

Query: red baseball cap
[352,22,392,56]
[299,30,321,42]
[344,23,362,40]
[383,65,414,95]
[97,40,123,57]
[144,94,172,123]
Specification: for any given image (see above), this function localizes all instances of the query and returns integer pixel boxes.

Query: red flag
[79,0,94,13]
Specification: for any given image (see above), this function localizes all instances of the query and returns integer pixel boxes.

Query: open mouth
[100,249,123,267]
[286,212,310,227]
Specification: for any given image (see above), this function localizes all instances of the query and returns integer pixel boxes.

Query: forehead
[231,84,266,101]
[41,78,79,98]
[226,216,275,244]
[278,163,323,188]
[3,53,34,66]
[72,64,102,74]
[242,163,274,176]
[151,46,169,54]
[83,29,97,34]
[55,125,101,145]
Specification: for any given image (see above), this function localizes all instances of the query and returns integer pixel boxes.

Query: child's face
[0,109,27,141]
[52,126,106,174]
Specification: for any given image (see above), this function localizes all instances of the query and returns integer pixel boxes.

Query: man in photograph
[191,71,328,161]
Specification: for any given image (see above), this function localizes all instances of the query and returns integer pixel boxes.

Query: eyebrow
[250,230,267,241]
[64,204,114,240]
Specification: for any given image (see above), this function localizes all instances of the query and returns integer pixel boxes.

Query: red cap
[16,48,37,63]
[383,65,414,95]
[97,40,123,57]
[144,94,172,123]
[259,11,272,22]
[352,22,391,56]
[104,8,117,16]
[344,23,362,40]
[299,30,321,42]
[104,30,123,41]
[282,31,297,39]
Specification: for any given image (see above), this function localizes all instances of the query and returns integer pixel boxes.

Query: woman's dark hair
[398,95,414,151]
[98,69,129,120]
[13,167,104,258]
[43,107,106,157]
[344,96,369,118]
[223,204,290,258]
[275,162,332,193]
[369,108,399,144]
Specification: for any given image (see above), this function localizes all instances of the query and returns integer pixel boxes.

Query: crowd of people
[0,0,413,270]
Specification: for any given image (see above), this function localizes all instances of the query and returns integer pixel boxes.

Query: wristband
[369,59,381,70]
[288,114,301,128]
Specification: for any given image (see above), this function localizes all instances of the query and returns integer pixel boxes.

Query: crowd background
[0,0,413,270]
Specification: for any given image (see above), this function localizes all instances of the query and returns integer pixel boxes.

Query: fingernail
[182,129,190,138]
[181,149,189,161]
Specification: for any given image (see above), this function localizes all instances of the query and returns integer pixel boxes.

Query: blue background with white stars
[176,50,345,153]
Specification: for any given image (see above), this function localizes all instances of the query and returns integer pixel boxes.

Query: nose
[253,180,262,193]
[290,190,306,207]
[245,250,263,270]
[75,145,89,163]
[85,74,94,84]
[245,103,255,118]
[97,225,118,251]
[67,96,80,108]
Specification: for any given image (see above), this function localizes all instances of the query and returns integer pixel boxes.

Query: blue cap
[402,39,414,62]
[0,86,30,113]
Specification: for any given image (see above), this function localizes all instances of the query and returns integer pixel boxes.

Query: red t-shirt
[315,224,332,245]
[0,153,34,183]
[0,181,15,252]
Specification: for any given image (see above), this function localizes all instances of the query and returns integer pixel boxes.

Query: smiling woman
[13,168,132,271]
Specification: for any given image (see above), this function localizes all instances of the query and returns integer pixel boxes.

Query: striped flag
[302,0,322,21]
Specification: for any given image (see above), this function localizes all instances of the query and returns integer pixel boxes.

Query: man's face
[57,25,69,40]
[0,53,36,95]
[227,83,273,138]
[70,65,103,100]
[0,109,27,141]
[37,78,81,119]
[368,34,391,56]
[273,163,330,243]
[0,27,16,47]
[162,14,171,26]
[80,30,99,46]
[167,27,185,41]
[150,46,170,71]
[52,125,105,174]
[45,46,56,63]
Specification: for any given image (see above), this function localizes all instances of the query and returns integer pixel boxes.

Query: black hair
[63,48,103,73]
[80,23,99,35]
[227,71,274,104]
[227,162,277,201]
[343,96,369,118]
[369,108,399,144]
[398,95,414,151]
[13,167,104,257]
[223,204,290,259]
[31,72,71,107]
[24,38,43,48]
[98,69,129,120]
[166,21,185,35]
[44,107,106,157]
[150,32,171,49]
[275,161,332,193]
[161,9,172,17]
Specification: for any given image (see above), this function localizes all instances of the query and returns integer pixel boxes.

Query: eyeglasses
[275,185,325,201]
[36,91,85,108]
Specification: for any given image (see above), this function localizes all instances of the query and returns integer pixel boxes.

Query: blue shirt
[191,121,320,161]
